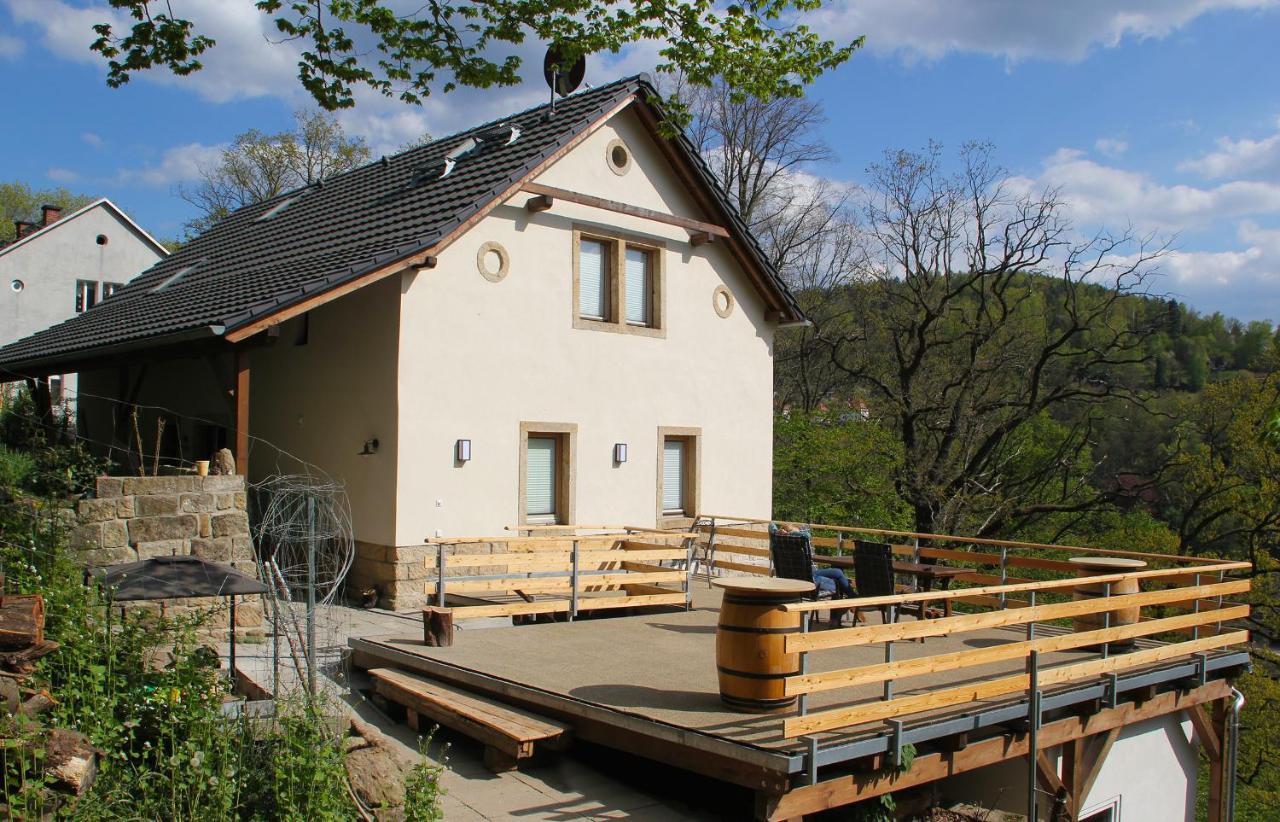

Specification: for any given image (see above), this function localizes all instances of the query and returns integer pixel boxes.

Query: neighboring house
[0,199,168,405]
[0,75,804,607]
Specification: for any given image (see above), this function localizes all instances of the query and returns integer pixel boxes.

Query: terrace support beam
[1207,699,1228,822]
[757,679,1231,822]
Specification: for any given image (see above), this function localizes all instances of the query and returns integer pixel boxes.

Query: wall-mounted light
[359,438,380,456]
[456,439,472,462]
[613,443,628,464]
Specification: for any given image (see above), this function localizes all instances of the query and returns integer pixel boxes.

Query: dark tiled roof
[0,76,799,372]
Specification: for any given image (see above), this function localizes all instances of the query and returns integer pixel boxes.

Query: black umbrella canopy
[92,555,268,601]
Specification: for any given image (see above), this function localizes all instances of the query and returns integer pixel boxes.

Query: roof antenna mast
[542,45,586,117]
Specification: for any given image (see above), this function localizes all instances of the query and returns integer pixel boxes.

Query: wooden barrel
[1069,557,1147,651]
[712,578,814,713]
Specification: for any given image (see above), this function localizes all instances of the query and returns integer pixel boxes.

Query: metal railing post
[1215,569,1226,635]
[999,547,1009,608]
[1026,591,1037,641]
[836,532,844,557]
[1192,572,1202,640]
[570,539,580,621]
[1027,650,1041,822]
[683,535,694,611]
[912,537,921,564]
[883,606,896,702]
[1101,581,1112,659]
[705,517,718,587]
[798,612,810,717]
[436,543,446,607]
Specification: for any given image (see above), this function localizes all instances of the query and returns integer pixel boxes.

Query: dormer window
[75,280,97,312]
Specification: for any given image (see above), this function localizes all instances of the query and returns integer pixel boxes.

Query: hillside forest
[668,79,1280,817]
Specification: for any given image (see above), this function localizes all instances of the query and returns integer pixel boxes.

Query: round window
[476,241,509,283]
[9,279,23,293]
[95,234,108,246]
[712,285,735,318]
[606,138,631,176]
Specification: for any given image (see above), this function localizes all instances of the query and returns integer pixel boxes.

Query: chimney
[14,220,33,239]
[41,204,62,226]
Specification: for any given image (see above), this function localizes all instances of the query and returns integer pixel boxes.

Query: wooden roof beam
[519,182,730,240]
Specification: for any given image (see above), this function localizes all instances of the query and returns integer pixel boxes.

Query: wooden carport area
[5,329,265,477]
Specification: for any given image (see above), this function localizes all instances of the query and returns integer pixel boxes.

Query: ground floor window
[657,426,700,524]
[519,422,576,525]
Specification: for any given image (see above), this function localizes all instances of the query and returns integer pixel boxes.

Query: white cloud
[1146,225,1280,320]
[1009,148,1280,234]
[1179,116,1280,180]
[0,32,22,58]
[80,132,103,149]
[46,167,79,183]
[811,0,1277,62]
[1094,138,1129,158]
[6,0,301,104]
[115,143,226,187]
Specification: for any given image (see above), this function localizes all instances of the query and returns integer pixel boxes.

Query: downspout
[1226,688,1246,821]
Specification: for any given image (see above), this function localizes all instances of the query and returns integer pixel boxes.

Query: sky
[1,1,1278,323]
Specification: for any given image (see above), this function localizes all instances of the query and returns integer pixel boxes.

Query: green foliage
[0,490,438,819]
[1234,653,1280,819]
[773,411,910,529]
[0,445,35,490]
[0,389,109,497]
[0,182,97,242]
[403,735,447,822]
[87,1,860,122]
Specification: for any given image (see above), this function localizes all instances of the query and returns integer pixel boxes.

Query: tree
[87,1,861,121]
[804,143,1169,535]
[178,110,370,236]
[0,182,97,242]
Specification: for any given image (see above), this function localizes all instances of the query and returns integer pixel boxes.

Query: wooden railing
[692,514,1252,742]
[423,526,697,620]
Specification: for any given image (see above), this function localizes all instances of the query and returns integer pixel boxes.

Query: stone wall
[71,475,262,631]
[349,541,508,611]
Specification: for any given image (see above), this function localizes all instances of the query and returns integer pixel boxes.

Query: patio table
[816,555,970,617]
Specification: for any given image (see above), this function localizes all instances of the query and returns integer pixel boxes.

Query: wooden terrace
[350,518,1253,821]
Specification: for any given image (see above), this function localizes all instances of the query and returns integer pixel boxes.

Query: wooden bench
[368,667,570,772]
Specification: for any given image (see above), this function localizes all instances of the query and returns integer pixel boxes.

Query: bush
[0,445,35,490]
[0,495,440,820]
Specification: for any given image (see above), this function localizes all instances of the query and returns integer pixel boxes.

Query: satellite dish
[543,46,586,97]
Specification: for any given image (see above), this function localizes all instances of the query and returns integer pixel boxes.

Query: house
[0,75,804,608]
[0,199,168,406]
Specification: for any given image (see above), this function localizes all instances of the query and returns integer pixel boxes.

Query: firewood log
[44,729,97,796]
[0,595,44,650]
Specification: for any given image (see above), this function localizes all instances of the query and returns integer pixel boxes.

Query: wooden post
[422,607,454,647]
[1207,698,1228,822]
[234,349,250,476]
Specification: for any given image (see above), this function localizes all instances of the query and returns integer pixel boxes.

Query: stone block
[123,476,177,496]
[136,539,184,559]
[116,496,136,518]
[128,514,199,544]
[134,495,179,517]
[233,601,264,627]
[102,520,129,549]
[210,512,249,538]
[179,493,216,514]
[190,537,233,562]
[70,522,103,551]
[174,476,202,492]
[83,546,137,566]
[199,514,211,538]
[203,476,243,493]
[214,494,234,511]
[233,491,246,510]
[76,497,117,523]
[231,536,254,561]
[95,477,125,499]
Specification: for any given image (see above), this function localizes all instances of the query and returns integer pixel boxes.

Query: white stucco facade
[0,200,167,399]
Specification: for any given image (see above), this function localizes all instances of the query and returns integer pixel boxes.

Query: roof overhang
[0,325,225,381]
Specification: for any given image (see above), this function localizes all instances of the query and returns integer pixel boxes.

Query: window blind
[526,437,557,519]
[662,439,685,514]
[578,239,607,319]
[625,247,649,325]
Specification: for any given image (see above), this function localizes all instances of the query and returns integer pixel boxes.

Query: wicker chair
[853,540,924,628]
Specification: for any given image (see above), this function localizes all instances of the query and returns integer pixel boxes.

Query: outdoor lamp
[456,439,472,462]
[614,443,628,463]
[359,438,380,456]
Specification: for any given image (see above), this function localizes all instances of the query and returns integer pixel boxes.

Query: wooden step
[368,667,569,771]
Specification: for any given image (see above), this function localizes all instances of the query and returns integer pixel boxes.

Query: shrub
[0,445,35,490]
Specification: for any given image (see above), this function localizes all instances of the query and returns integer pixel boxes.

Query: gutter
[777,318,813,329]
[1226,687,1246,821]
